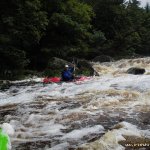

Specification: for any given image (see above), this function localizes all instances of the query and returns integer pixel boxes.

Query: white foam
[11,77,43,83]
[80,121,148,150]
[0,58,150,149]
[44,123,65,136]
[1,74,150,106]
[1,123,15,136]
[62,125,104,140]
[98,121,144,149]
[48,142,69,150]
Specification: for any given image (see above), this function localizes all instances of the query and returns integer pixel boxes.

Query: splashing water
[0,58,150,150]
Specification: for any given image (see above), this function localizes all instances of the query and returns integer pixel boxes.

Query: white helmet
[65,65,69,68]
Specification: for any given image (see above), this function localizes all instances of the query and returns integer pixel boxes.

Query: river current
[0,58,150,150]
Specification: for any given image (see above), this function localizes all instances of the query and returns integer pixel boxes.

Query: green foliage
[90,30,106,49]
[0,0,48,79]
[0,0,150,79]
[41,0,94,57]
[44,69,61,77]
[0,47,27,69]
[87,0,150,56]
[14,0,48,47]
[75,68,91,76]
[0,46,27,79]
[145,2,150,13]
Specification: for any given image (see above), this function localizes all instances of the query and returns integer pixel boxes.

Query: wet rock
[48,57,71,70]
[67,57,101,75]
[92,55,113,63]
[66,57,79,65]
[76,59,96,76]
[45,57,73,77]
[0,80,12,90]
[11,89,19,93]
[46,57,98,76]
[127,67,145,75]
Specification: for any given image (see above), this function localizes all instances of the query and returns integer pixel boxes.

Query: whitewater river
[0,58,150,150]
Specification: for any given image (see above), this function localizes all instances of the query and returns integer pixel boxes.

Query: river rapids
[0,58,150,150]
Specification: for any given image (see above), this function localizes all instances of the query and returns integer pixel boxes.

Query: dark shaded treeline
[0,0,150,79]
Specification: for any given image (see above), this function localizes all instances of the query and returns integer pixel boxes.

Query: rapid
[0,57,150,150]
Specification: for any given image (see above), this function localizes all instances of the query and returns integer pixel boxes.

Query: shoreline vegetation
[0,0,150,80]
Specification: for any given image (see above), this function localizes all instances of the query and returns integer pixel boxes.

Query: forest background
[0,0,150,79]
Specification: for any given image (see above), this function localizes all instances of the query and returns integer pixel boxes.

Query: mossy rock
[45,57,94,77]
[76,59,94,76]
[93,55,113,63]
[48,57,71,70]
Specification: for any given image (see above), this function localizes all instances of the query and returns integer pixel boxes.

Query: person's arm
[69,67,74,73]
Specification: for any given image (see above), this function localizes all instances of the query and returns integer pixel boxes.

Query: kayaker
[61,64,75,81]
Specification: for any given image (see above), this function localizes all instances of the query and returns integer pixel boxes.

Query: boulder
[0,80,12,90]
[76,59,97,76]
[68,58,100,76]
[46,57,98,76]
[127,67,145,75]
[45,57,71,77]
[93,55,113,63]
[66,57,79,65]
[48,57,71,70]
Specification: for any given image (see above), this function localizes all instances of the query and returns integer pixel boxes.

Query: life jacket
[61,67,74,81]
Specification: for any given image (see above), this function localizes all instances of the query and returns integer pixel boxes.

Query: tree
[145,2,150,13]
[40,0,94,58]
[135,3,150,55]
[0,0,48,78]
[86,0,148,56]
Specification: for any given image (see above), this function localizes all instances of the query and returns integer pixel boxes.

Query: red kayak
[43,77,61,83]
[43,76,90,83]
